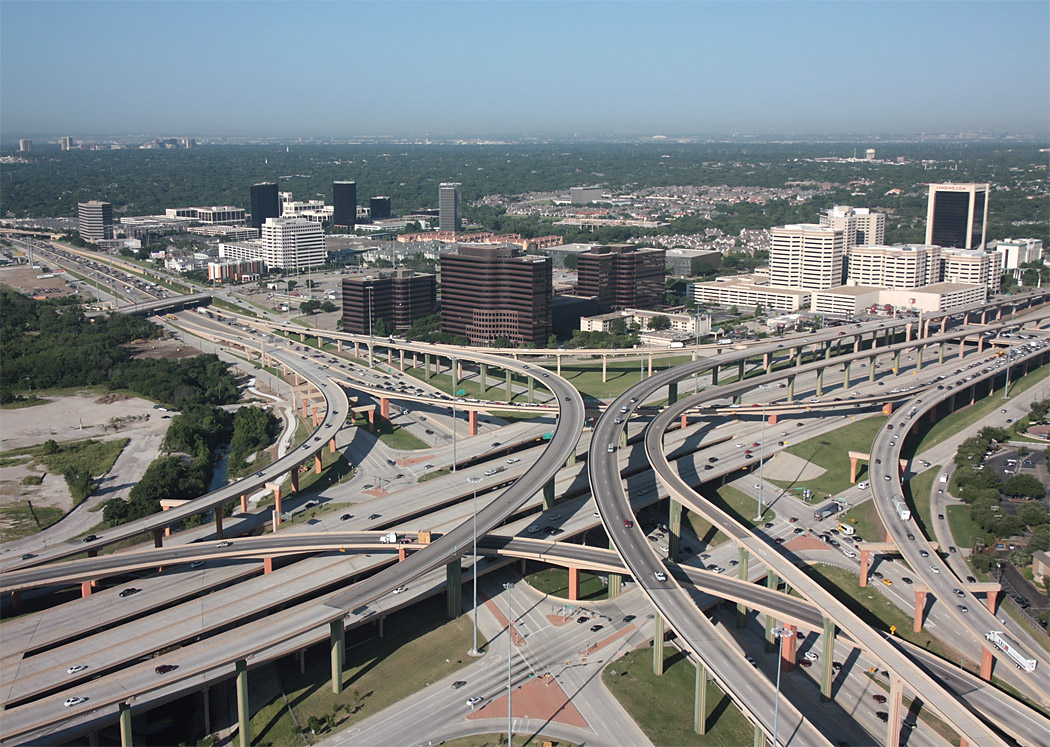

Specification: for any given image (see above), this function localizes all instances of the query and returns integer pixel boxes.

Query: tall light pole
[755,399,768,521]
[468,476,483,656]
[451,358,459,473]
[504,581,515,747]
[367,284,374,368]
[1003,361,1010,400]
[771,626,794,747]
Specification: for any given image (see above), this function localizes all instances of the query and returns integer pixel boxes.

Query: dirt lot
[126,337,200,361]
[0,264,85,300]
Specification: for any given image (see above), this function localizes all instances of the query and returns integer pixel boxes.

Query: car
[965,575,976,583]
[930,566,940,574]
[876,711,889,722]
[190,560,204,569]
[577,616,589,624]
[590,624,604,632]
[883,475,892,481]
[452,680,467,689]
[217,541,231,548]
[623,614,636,623]
[788,517,798,523]
[340,513,352,521]
[882,578,893,586]
[775,537,784,544]
[708,456,719,463]
[527,525,542,534]
[745,655,758,667]
[744,454,753,459]
[613,417,623,424]
[957,604,968,613]
[64,697,87,707]
[20,553,35,560]
[82,534,98,543]
[624,519,633,528]
[155,664,178,674]
[886,424,893,430]
[363,484,374,490]
[369,513,381,520]
[948,546,956,554]
[654,571,668,582]
[804,651,819,661]
[763,522,774,528]
[729,559,739,566]
[704,464,714,470]
[799,658,813,667]
[906,533,915,540]
[393,586,408,594]
[507,457,520,464]
[872,693,887,703]
[902,719,917,730]
[919,550,929,558]
[466,696,483,706]
[1001,409,1008,414]
[901,576,913,584]
[709,565,724,573]
[67,665,88,674]
[491,442,501,447]
[953,588,965,598]
[832,661,843,670]
[937,513,944,520]
[119,587,140,598]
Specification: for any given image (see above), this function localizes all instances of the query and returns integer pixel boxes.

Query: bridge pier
[653,610,665,675]
[330,620,345,693]
[446,561,462,618]
[737,360,745,382]
[842,362,850,390]
[668,499,682,562]
[619,429,628,448]
[241,494,248,514]
[913,588,927,632]
[608,572,622,597]
[916,347,923,371]
[542,478,555,510]
[764,571,778,652]
[779,623,797,671]
[273,485,283,527]
[980,646,994,681]
[893,349,901,375]
[565,449,576,467]
[568,567,580,601]
[820,618,836,701]
[795,348,803,367]
[736,546,749,628]
[868,356,876,383]
[887,674,904,747]
[695,660,708,734]
[753,723,764,747]
[824,342,832,360]
[424,354,431,382]
[81,581,93,598]
[528,377,534,403]
[815,367,824,396]
[649,351,654,377]
[984,587,998,614]
[667,382,678,405]
[153,529,164,548]
[711,365,719,385]
[399,349,405,372]
[214,509,224,541]
[602,355,608,383]
[556,355,561,376]
[236,659,251,747]
[786,375,795,402]
[479,363,486,393]
[763,352,771,374]
[468,410,478,437]
[119,701,133,747]
[506,370,512,400]
[859,548,869,586]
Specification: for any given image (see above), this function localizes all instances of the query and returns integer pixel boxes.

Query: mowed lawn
[768,415,887,498]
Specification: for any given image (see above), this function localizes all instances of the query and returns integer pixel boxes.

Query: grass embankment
[405,366,537,404]
[946,505,984,550]
[913,362,1050,454]
[704,484,774,528]
[0,436,128,477]
[418,468,451,483]
[552,354,694,400]
[248,605,481,746]
[602,648,753,746]
[767,415,887,499]
[525,567,608,601]
[349,412,428,450]
[905,466,939,539]
[837,498,886,544]
[684,512,729,550]
[0,503,65,541]
[439,736,575,747]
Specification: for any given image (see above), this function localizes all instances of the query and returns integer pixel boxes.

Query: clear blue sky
[2,1,1047,138]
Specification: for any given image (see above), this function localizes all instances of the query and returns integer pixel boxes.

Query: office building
[768,224,844,290]
[438,182,462,232]
[819,206,885,248]
[577,245,666,311]
[249,182,280,230]
[925,183,989,250]
[165,206,246,224]
[18,139,31,152]
[341,270,436,334]
[440,245,551,346]
[690,275,812,312]
[993,238,1043,269]
[570,186,604,204]
[60,137,73,151]
[941,247,1001,293]
[77,200,113,243]
[581,308,711,338]
[370,196,392,221]
[282,199,333,224]
[221,217,325,271]
[845,244,939,288]
[333,181,357,228]
[664,248,722,277]
[207,259,263,283]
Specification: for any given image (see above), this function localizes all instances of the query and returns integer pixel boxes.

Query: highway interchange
[2,243,1050,746]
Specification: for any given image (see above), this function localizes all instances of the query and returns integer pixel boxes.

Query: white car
[466,696,483,706]
[857,482,869,490]
[929,566,940,574]
[507,457,520,464]
[66,665,87,675]
[64,697,87,707]
[392,586,408,594]
[803,652,819,661]
[653,571,668,582]
[735,442,744,447]
[842,549,856,558]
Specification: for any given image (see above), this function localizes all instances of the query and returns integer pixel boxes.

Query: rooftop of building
[693,275,812,297]
[813,285,883,297]
[913,282,985,294]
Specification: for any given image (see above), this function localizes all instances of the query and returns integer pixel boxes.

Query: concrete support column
[236,659,251,747]
[905,322,913,342]
[668,498,682,562]
[542,478,555,511]
[913,588,927,632]
[387,348,392,365]
[506,370,513,400]
[695,661,708,735]
[202,685,211,735]
[264,557,274,574]
[214,509,224,541]
[868,356,876,383]
[736,546,749,628]
[765,571,778,652]
[568,567,580,601]
[893,349,901,374]
[737,359,745,382]
[330,619,345,694]
[424,354,431,382]
[667,382,678,405]
[795,348,803,367]
[816,367,824,396]
[916,347,923,371]
[849,456,860,484]
[754,723,764,747]
[711,365,719,385]
[240,494,248,514]
[653,610,665,675]
[886,675,905,747]
[565,449,576,467]
[939,341,945,365]
[859,549,870,586]
[780,624,797,671]
[314,453,323,474]
[556,355,562,376]
[479,363,487,393]
[763,352,772,373]
[619,429,628,448]
[290,466,299,493]
[119,701,133,747]
[824,343,832,360]
[608,573,622,598]
[786,375,795,402]
[468,409,478,437]
[81,581,93,598]
[602,355,608,383]
[649,352,654,377]
[959,341,965,360]
[380,397,390,421]
[446,561,462,619]
[980,646,994,681]
[985,588,999,614]
[843,362,850,390]
[853,337,861,354]
[821,617,836,701]
[399,349,405,373]
[153,529,164,548]
[451,363,459,398]
[273,486,283,527]
[330,437,337,454]
[528,377,534,403]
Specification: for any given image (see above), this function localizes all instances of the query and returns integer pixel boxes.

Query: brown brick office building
[577,244,666,311]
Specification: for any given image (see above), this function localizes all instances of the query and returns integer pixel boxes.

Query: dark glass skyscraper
[577,245,666,311]
[439,182,461,231]
[333,181,357,228]
[925,183,989,250]
[249,182,279,230]
[370,196,391,221]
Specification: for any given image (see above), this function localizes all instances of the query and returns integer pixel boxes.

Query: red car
[155,664,178,674]
[624,519,633,528]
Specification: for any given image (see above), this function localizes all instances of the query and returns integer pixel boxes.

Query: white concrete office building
[222,218,325,271]
[941,247,1001,294]
[768,224,844,290]
[819,206,886,248]
[845,244,940,289]
[690,276,812,312]
[993,238,1043,269]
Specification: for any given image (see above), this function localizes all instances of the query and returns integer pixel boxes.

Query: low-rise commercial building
[993,238,1043,269]
[580,308,711,337]
[690,276,812,312]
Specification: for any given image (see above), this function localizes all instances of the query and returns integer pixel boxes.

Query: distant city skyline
[2,1,1048,139]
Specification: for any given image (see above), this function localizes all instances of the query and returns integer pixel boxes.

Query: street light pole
[771,626,794,747]
[367,284,374,368]
[451,358,459,473]
[468,476,483,656]
[504,581,515,747]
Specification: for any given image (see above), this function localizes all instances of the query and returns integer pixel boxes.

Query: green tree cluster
[227,406,279,477]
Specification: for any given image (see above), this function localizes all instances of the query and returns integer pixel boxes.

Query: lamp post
[755,399,768,521]
[771,626,794,747]
[468,476,483,656]
[451,358,459,473]
[504,582,515,747]
[366,284,374,368]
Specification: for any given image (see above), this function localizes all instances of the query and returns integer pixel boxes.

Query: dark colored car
[155,664,178,674]
[119,588,140,598]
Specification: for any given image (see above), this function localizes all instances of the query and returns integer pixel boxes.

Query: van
[607,444,615,453]
[857,481,869,490]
